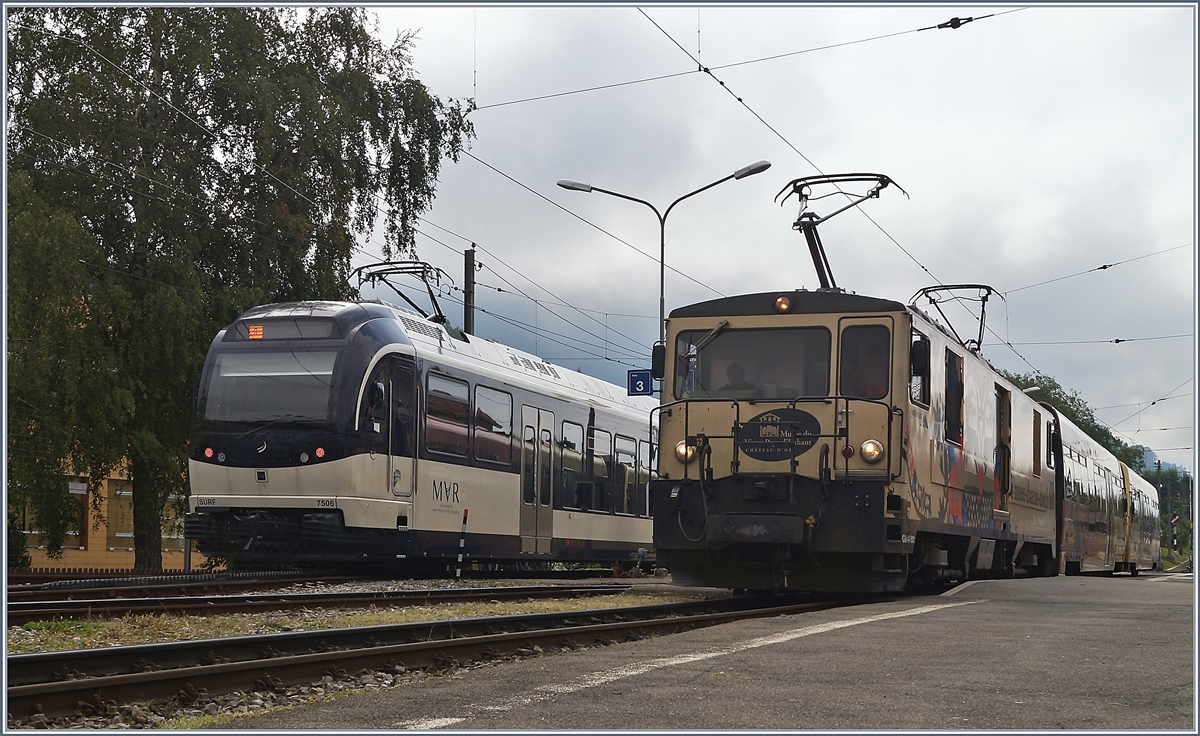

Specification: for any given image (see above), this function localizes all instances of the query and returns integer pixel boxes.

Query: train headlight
[774,295,793,313]
[674,440,697,464]
[860,439,884,464]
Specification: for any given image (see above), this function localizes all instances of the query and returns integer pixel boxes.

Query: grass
[6,592,692,655]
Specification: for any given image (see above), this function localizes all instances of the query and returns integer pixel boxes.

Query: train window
[839,325,890,399]
[540,429,553,507]
[522,425,536,505]
[910,331,930,406]
[204,350,337,423]
[1045,422,1055,470]
[1032,410,1041,477]
[944,350,964,445]
[561,422,585,509]
[426,374,470,457]
[615,436,637,515]
[473,386,512,465]
[673,326,829,400]
[638,440,655,518]
[391,363,416,458]
[591,429,612,512]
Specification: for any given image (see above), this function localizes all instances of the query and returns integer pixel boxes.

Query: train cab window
[561,422,585,509]
[1032,410,1042,477]
[426,374,470,457]
[944,350,964,445]
[473,386,512,465]
[839,325,890,399]
[910,331,930,407]
[615,436,637,515]
[206,350,338,423]
[591,429,613,513]
[1045,421,1055,470]
[361,361,388,433]
[673,326,829,400]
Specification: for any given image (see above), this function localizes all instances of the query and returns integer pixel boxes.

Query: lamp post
[557,160,771,348]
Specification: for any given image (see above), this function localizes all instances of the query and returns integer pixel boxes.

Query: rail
[7,584,632,625]
[7,594,883,719]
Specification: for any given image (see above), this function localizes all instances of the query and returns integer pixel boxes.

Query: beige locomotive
[650,173,1158,591]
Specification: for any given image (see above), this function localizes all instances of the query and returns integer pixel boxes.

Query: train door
[362,361,391,498]
[836,318,894,474]
[994,386,1011,512]
[520,406,554,554]
[389,359,417,499]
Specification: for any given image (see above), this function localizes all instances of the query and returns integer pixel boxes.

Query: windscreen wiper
[679,320,730,364]
[237,414,314,438]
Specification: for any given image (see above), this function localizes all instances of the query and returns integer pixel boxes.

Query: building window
[107,480,135,551]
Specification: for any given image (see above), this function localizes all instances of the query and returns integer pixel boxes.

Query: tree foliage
[6,7,472,570]
[997,370,1145,471]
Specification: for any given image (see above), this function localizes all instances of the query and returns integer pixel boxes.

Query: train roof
[232,300,658,416]
[669,289,905,319]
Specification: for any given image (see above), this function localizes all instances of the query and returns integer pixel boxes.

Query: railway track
[6,576,368,603]
[6,583,633,625]
[7,594,877,719]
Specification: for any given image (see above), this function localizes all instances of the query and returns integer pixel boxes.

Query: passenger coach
[186,300,658,570]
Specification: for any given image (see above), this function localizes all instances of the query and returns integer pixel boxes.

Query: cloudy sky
[349,4,1195,475]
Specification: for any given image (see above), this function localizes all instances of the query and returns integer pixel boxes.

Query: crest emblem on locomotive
[735,408,821,461]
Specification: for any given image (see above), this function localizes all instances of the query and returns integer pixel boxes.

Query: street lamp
[557,160,771,350]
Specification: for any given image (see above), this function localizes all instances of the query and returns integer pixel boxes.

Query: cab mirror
[910,338,930,377]
[651,343,666,380]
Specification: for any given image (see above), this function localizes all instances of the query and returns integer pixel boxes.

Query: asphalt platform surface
[215,572,1195,730]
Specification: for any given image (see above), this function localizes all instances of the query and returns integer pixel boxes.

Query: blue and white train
[185,300,658,570]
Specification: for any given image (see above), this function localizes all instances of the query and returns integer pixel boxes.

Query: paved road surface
[218,573,1194,730]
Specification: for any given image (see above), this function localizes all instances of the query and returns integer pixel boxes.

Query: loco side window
[944,350,964,445]
[839,324,891,399]
[473,385,513,465]
[1032,410,1042,478]
[426,373,470,457]
[910,331,930,407]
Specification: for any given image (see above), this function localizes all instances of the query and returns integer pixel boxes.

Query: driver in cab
[720,363,755,393]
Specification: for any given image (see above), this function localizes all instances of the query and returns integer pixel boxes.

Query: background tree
[997,370,1145,471]
[6,7,472,570]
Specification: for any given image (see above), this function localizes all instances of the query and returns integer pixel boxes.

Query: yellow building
[11,466,205,572]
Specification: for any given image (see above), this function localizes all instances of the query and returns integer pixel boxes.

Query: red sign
[1171,514,1180,525]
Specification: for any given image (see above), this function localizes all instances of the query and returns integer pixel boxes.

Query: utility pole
[463,245,476,336]
[1157,460,1164,556]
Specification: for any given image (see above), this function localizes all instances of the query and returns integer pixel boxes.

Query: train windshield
[673,327,830,400]
[202,350,338,423]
